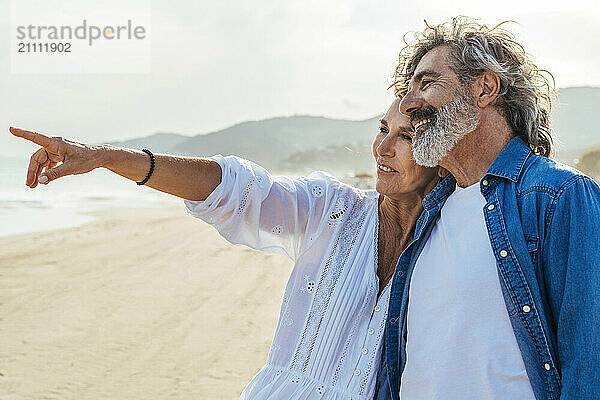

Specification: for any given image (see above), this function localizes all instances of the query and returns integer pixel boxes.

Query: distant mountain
[167,116,379,172]
[576,148,600,182]
[278,143,375,176]
[98,86,599,176]
[104,132,190,153]
[551,86,600,165]
[101,116,379,175]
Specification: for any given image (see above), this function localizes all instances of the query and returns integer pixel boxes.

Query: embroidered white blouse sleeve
[183,155,342,261]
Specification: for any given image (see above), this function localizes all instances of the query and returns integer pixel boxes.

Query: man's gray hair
[393,17,555,157]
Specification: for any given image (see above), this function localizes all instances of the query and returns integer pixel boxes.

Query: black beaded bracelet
[136,148,155,186]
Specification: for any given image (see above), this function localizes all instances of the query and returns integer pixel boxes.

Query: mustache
[409,106,437,126]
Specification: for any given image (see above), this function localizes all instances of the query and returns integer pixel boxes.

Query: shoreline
[0,197,180,239]
[0,204,293,399]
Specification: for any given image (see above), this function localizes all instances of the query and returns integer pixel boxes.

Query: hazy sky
[2,0,599,156]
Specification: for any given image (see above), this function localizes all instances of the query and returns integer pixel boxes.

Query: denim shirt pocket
[524,234,539,266]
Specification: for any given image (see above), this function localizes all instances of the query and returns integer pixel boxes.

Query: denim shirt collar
[484,136,532,182]
[421,136,532,212]
[422,173,456,211]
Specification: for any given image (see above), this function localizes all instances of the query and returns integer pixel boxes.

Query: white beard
[412,89,480,167]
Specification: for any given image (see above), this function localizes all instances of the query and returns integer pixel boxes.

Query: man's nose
[399,88,424,117]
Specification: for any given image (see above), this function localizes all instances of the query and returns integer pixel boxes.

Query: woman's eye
[400,133,412,141]
[421,80,433,89]
[379,126,389,134]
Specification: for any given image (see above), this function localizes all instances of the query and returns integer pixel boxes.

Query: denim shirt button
[487,204,495,211]
[544,363,551,371]
[522,305,531,313]
[482,179,489,186]
[500,249,508,258]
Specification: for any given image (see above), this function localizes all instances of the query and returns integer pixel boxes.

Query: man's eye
[421,80,433,89]
[400,133,412,141]
[379,126,389,133]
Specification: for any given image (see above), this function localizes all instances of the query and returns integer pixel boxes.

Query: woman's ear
[438,167,449,178]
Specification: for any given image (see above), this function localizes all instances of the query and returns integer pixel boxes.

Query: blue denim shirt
[374,137,600,400]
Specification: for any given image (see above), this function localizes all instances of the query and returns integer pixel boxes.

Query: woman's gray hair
[392,16,556,157]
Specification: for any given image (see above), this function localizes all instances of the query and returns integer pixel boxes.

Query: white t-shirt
[399,182,536,399]
[184,155,391,400]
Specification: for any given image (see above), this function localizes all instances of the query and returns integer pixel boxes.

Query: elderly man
[375,18,600,400]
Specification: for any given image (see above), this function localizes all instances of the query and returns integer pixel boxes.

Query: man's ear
[474,71,501,108]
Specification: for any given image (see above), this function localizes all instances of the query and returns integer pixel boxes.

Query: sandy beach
[0,205,293,399]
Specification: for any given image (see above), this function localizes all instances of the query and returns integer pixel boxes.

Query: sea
[0,156,180,238]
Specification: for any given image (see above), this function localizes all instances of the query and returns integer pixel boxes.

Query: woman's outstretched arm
[9,127,221,202]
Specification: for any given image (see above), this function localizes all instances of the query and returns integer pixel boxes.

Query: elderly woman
[10,98,439,399]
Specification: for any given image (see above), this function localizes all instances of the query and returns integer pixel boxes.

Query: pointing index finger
[9,127,52,148]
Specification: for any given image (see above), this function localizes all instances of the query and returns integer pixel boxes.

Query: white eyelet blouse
[183,155,391,400]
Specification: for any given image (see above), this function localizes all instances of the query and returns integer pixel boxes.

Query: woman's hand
[9,127,103,188]
[10,126,222,201]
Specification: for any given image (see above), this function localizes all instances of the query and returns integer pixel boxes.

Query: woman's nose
[376,134,395,158]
